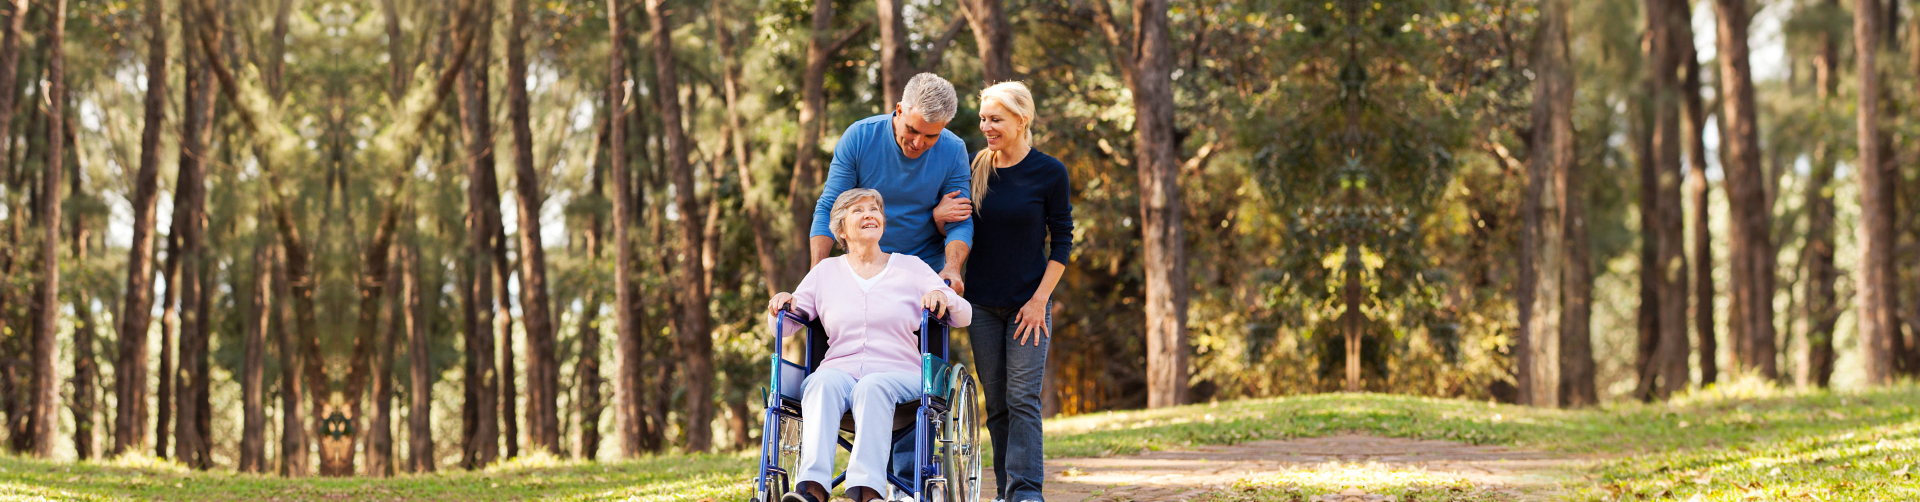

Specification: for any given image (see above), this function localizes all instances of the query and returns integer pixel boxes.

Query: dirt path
[979,434,1588,502]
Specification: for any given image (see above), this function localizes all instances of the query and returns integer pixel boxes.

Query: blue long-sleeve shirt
[963,148,1074,308]
[810,113,974,270]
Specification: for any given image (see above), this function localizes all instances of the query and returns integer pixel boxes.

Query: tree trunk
[786,0,831,285]
[1680,0,1716,386]
[192,241,213,467]
[602,0,648,457]
[274,240,308,476]
[67,155,94,460]
[1632,90,1658,402]
[877,0,911,110]
[368,241,400,477]
[964,0,1014,83]
[1557,35,1597,409]
[575,294,603,459]
[712,1,781,297]
[0,0,23,194]
[458,0,501,467]
[340,192,405,474]
[786,0,863,287]
[25,0,66,458]
[170,0,217,467]
[0,35,34,449]
[576,113,610,461]
[154,235,178,458]
[505,0,559,455]
[496,255,517,460]
[240,240,271,472]
[1802,5,1841,387]
[404,244,435,472]
[646,0,714,452]
[1714,0,1777,380]
[1854,0,1900,384]
[380,0,407,102]
[112,0,166,457]
[1519,0,1570,407]
[1634,0,1690,400]
[1092,0,1186,407]
[271,202,328,478]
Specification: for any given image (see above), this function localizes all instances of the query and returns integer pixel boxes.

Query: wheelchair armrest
[922,308,954,327]
[780,310,811,325]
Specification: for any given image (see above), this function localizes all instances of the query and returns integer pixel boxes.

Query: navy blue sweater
[964,148,1074,308]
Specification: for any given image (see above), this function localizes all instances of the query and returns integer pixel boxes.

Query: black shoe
[781,489,822,502]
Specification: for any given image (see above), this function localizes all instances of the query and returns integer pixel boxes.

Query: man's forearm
[941,241,971,274]
[809,235,835,267]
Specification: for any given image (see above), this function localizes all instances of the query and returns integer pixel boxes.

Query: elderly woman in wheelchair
[762,188,976,502]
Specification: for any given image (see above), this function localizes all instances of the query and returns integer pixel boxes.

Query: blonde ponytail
[970,81,1036,206]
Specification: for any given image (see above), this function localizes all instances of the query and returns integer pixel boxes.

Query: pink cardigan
[775,253,972,378]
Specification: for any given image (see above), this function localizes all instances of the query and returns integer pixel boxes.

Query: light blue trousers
[796,368,922,496]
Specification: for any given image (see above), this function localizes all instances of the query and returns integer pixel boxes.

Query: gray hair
[828,188,886,247]
[900,73,958,124]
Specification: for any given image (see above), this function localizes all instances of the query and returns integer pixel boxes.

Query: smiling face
[978,100,1024,152]
[893,105,949,159]
[841,195,886,245]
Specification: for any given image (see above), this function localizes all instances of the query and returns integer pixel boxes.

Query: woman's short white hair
[828,188,886,247]
[900,73,958,124]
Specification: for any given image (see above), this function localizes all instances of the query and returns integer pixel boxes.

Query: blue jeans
[968,305,1049,501]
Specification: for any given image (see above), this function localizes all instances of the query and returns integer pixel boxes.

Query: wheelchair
[752,307,983,502]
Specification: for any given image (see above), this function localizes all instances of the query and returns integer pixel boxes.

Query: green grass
[5,383,1916,501]
[0,451,756,501]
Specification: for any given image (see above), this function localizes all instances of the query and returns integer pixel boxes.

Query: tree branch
[828,21,872,56]
[1088,0,1134,85]
[918,14,970,74]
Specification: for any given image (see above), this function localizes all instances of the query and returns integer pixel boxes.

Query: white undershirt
[846,255,893,291]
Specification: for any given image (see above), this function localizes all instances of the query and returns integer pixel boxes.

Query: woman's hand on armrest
[766,292,795,317]
[920,290,951,319]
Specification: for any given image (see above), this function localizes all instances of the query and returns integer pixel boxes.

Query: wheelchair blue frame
[754,307,958,501]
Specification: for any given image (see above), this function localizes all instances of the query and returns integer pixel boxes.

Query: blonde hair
[970,81,1036,205]
[828,188,886,248]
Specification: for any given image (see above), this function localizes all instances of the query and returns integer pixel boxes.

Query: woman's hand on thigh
[1014,297,1050,346]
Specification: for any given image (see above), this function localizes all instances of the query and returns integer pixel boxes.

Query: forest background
[0,0,1915,478]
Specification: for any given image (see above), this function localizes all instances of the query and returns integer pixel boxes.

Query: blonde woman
[768,188,972,502]
[963,81,1072,502]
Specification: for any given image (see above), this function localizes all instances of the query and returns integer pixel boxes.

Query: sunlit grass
[1200,462,1519,501]
[3,385,1915,501]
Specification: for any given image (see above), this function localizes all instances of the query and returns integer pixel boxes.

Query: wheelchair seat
[775,395,920,434]
[775,314,946,436]
[840,401,920,434]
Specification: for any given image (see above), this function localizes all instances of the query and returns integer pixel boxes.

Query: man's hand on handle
[939,268,966,296]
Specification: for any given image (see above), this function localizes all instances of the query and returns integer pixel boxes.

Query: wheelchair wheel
[754,414,805,502]
[943,366,983,502]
